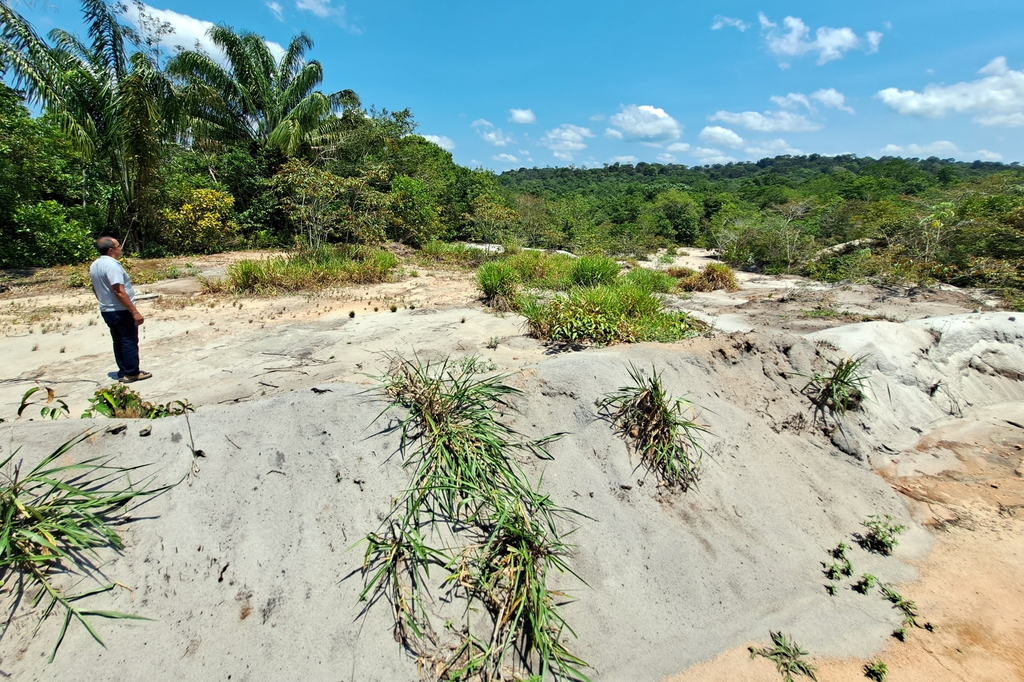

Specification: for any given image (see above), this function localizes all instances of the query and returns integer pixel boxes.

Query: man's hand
[132,310,145,326]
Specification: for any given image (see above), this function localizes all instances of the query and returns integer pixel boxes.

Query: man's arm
[112,283,144,325]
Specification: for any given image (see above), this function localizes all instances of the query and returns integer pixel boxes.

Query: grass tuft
[597,364,710,491]
[477,261,520,311]
[858,514,905,555]
[749,631,818,682]
[676,263,739,292]
[621,267,676,293]
[211,245,397,294]
[801,355,869,422]
[1,432,168,661]
[569,255,619,287]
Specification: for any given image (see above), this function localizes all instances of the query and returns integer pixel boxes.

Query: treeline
[0,0,511,267]
[494,157,1024,295]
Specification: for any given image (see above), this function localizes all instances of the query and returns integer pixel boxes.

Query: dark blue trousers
[101,310,140,377]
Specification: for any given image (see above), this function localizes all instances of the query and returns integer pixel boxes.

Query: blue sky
[18,1,1024,169]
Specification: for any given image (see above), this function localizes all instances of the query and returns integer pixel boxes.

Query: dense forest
[1,0,1022,302]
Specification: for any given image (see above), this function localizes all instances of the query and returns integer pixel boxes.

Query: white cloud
[295,0,352,26]
[811,88,855,113]
[589,113,606,121]
[422,134,455,150]
[509,108,536,124]
[122,4,285,62]
[877,57,1024,127]
[976,149,1003,161]
[758,13,881,65]
[266,1,283,21]
[606,104,683,143]
[471,119,513,146]
[710,109,822,132]
[693,147,738,165]
[666,142,692,152]
[745,138,803,157]
[492,153,519,163]
[770,93,810,110]
[712,15,749,31]
[656,153,678,163]
[699,125,744,148]
[541,124,594,161]
[609,155,638,164]
[881,140,962,157]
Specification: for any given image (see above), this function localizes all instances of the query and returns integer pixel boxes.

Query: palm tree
[0,0,176,248]
[167,27,357,158]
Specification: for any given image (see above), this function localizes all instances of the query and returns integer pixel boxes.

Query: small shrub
[597,364,710,491]
[477,260,520,310]
[821,542,853,583]
[749,631,818,682]
[163,188,239,254]
[864,660,888,681]
[224,245,398,293]
[879,584,920,630]
[504,250,575,289]
[63,271,88,288]
[18,386,69,420]
[677,262,739,292]
[853,573,878,594]
[81,384,193,419]
[621,267,676,293]
[859,514,905,555]
[666,266,696,279]
[801,355,869,422]
[570,255,620,287]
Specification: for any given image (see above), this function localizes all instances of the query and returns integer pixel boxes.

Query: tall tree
[0,0,176,248]
[167,27,356,158]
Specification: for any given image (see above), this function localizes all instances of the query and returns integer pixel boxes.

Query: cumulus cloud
[745,138,803,157]
[121,4,285,62]
[880,140,961,156]
[812,88,855,113]
[770,93,812,110]
[712,15,749,31]
[656,153,678,163]
[492,153,519,163]
[295,0,353,27]
[976,149,1004,161]
[609,155,639,164]
[266,1,283,21]
[605,104,683,143]
[699,126,744,148]
[541,124,594,161]
[509,108,536,124]
[710,109,822,132]
[422,135,455,150]
[877,57,1024,127]
[759,12,881,65]
[666,142,692,152]
[693,147,738,165]
[471,119,513,146]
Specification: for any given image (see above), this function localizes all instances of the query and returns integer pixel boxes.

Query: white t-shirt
[89,255,135,312]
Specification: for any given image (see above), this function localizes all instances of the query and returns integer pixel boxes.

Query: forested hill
[498,155,1020,202]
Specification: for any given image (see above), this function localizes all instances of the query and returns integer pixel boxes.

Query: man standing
[89,237,152,383]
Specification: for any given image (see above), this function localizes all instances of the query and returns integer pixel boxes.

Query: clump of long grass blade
[0,432,169,661]
[444,488,590,682]
[748,631,818,682]
[597,363,710,491]
[800,355,870,422]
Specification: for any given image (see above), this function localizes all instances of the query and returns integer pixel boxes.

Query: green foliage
[8,201,94,267]
[1,432,168,661]
[503,249,576,290]
[476,260,520,310]
[18,386,70,420]
[81,383,194,419]
[859,515,905,555]
[361,355,589,681]
[821,542,854,584]
[221,244,397,293]
[864,660,888,681]
[597,364,710,491]
[519,283,705,345]
[801,356,869,422]
[621,267,677,293]
[162,188,239,254]
[853,573,878,594]
[675,262,739,292]
[879,584,920,630]
[569,255,620,287]
[749,631,818,682]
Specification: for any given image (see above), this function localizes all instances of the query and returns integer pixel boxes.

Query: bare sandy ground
[1,251,1022,681]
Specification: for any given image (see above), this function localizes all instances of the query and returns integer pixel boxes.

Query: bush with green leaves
[569,254,620,287]
[675,262,739,292]
[81,384,193,419]
[859,514,905,555]
[477,259,520,310]
[1,432,169,661]
[864,660,888,681]
[219,244,398,293]
[621,267,676,293]
[801,355,869,422]
[597,364,710,491]
[162,188,240,254]
[518,283,705,345]
[749,631,818,682]
[7,201,94,268]
[359,355,589,681]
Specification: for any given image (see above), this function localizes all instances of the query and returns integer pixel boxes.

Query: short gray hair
[96,237,118,255]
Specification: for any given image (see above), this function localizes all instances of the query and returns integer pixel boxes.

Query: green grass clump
[676,262,739,292]
[749,631,818,682]
[477,260,520,310]
[801,355,869,422]
[621,267,677,293]
[218,245,397,293]
[1,433,168,661]
[360,355,589,681]
[569,255,620,287]
[519,283,705,345]
[417,240,489,267]
[859,514,905,555]
[864,660,888,681]
[597,364,710,491]
[504,250,576,289]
